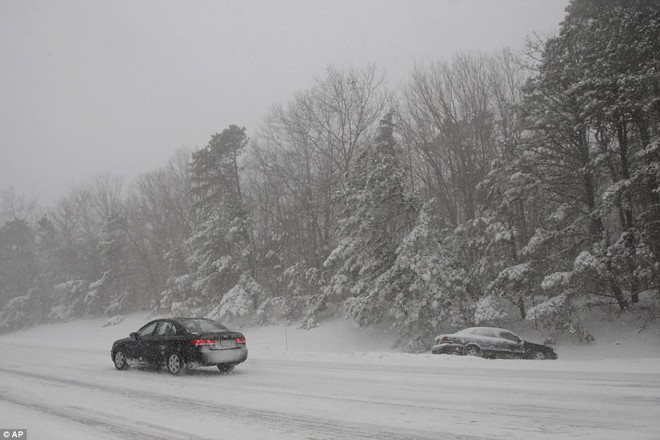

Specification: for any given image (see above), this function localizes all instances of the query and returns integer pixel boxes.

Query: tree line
[1,0,658,349]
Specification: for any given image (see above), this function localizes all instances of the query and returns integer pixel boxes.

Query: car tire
[217,363,235,374]
[166,353,186,375]
[113,350,129,370]
[464,345,482,357]
[532,351,546,360]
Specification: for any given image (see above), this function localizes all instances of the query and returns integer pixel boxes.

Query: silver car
[431,327,557,360]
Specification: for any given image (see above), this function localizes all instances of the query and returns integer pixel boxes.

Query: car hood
[112,336,133,346]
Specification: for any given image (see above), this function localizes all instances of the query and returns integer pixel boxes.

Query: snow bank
[1,312,658,368]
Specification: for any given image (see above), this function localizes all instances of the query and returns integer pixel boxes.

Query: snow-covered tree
[374,201,468,351]
[518,0,660,312]
[561,0,660,302]
[177,125,257,313]
[247,65,388,284]
[305,112,418,328]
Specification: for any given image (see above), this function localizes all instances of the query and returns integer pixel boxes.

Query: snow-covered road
[1,316,659,440]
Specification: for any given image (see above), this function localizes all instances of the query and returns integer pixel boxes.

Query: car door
[497,330,524,357]
[474,329,501,354]
[152,320,177,362]
[131,321,159,363]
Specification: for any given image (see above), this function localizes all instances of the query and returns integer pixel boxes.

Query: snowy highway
[1,317,659,440]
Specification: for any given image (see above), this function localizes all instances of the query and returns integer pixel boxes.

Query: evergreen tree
[181,126,255,312]
[375,201,468,351]
[519,0,660,315]
[306,112,417,327]
[560,0,660,302]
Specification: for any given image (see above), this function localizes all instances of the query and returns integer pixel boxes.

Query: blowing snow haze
[2,2,660,437]
[0,0,569,206]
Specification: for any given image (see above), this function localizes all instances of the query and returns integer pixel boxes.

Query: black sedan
[111,317,248,375]
[431,327,557,360]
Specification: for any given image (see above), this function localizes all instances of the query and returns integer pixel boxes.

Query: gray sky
[0,0,569,206]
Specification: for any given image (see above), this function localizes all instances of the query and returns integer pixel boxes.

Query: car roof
[458,326,500,332]
[457,327,517,335]
[171,317,213,321]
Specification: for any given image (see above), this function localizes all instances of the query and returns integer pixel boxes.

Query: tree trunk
[617,123,640,303]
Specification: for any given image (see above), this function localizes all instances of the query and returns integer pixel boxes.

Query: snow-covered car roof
[456,327,510,334]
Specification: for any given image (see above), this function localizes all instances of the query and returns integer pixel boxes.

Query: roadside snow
[1,313,659,439]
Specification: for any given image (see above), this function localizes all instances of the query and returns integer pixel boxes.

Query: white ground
[1,313,659,440]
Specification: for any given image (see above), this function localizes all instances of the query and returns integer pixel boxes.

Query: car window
[179,319,229,333]
[156,321,176,336]
[498,331,520,342]
[137,321,158,337]
[473,328,497,338]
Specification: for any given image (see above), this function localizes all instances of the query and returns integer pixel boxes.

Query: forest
[1,0,658,350]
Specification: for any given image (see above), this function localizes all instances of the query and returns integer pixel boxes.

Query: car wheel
[113,350,129,370]
[464,345,482,357]
[217,363,235,374]
[166,353,186,375]
[532,351,546,360]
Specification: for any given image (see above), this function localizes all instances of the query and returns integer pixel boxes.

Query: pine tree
[306,112,417,327]
[561,0,660,302]
[376,201,468,351]
[181,126,256,313]
[518,0,660,317]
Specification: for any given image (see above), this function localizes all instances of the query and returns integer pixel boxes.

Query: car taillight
[235,336,246,344]
[191,338,216,346]
[441,336,450,343]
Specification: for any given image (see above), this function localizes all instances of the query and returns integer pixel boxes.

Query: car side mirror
[130,332,139,340]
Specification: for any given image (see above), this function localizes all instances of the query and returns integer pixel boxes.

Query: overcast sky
[0,0,569,207]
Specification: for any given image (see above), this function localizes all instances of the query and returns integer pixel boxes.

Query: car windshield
[179,318,229,334]
[137,321,158,337]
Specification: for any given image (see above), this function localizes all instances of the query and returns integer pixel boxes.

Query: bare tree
[125,149,194,306]
[0,186,37,223]
[247,65,389,273]
[401,52,506,226]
